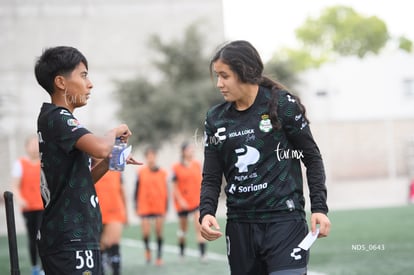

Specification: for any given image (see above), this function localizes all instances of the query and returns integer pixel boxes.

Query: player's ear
[54,75,66,91]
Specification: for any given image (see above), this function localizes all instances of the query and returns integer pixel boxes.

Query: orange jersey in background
[19,158,43,212]
[135,166,168,216]
[172,160,202,212]
[95,171,126,224]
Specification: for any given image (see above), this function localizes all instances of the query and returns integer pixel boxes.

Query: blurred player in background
[11,135,44,275]
[172,142,206,261]
[95,170,127,275]
[134,147,168,266]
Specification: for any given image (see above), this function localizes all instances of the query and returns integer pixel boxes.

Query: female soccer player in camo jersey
[200,40,331,275]
[35,46,140,275]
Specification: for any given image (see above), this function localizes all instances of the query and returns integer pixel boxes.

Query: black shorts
[40,249,101,275]
[140,214,164,219]
[226,219,309,275]
[177,206,199,217]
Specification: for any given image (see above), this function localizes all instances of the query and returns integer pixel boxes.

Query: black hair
[180,141,190,163]
[181,141,190,153]
[34,46,88,95]
[210,40,308,130]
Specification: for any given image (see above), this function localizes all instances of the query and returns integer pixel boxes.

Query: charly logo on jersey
[287,94,296,103]
[214,127,226,141]
[60,109,71,116]
[205,127,227,147]
[90,195,99,208]
[259,114,272,133]
[290,247,302,260]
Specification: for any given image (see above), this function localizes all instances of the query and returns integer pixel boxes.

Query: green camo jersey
[200,87,328,222]
[37,103,102,255]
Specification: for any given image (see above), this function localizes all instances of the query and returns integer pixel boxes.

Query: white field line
[121,238,327,275]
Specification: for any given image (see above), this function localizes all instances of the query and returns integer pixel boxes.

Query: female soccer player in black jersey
[200,40,331,275]
[35,46,140,274]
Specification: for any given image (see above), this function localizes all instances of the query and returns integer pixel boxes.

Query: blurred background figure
[172,142,206,261]
[95,169,127,275]
[134,147,168,266]
[11,135,44,275]
[409,178,414,203]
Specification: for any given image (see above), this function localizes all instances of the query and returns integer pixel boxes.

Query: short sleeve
[52,108,91,154]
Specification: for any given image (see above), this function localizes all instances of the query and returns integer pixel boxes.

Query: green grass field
[1,205,413,274]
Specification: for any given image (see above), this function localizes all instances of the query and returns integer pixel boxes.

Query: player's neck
[27,155,39,163]
[182,157,192,166]
[234,84,259,111]
[51,91,75,113]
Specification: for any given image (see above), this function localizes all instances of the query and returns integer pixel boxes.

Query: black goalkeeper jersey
[200,86,328,223]
[37,103,102,255]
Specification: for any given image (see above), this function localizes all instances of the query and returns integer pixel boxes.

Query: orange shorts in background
[95,171,126,224]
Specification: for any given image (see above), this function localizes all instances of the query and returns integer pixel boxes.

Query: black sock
[199,242,206,256]
[157,237,163,259]
[143,236,150,251]
[179,240,185,256]
[108,244,121,275]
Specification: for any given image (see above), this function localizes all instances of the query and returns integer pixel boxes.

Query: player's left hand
[311,212,331,238]
[201,214,222,241]
[126,155,142,165]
